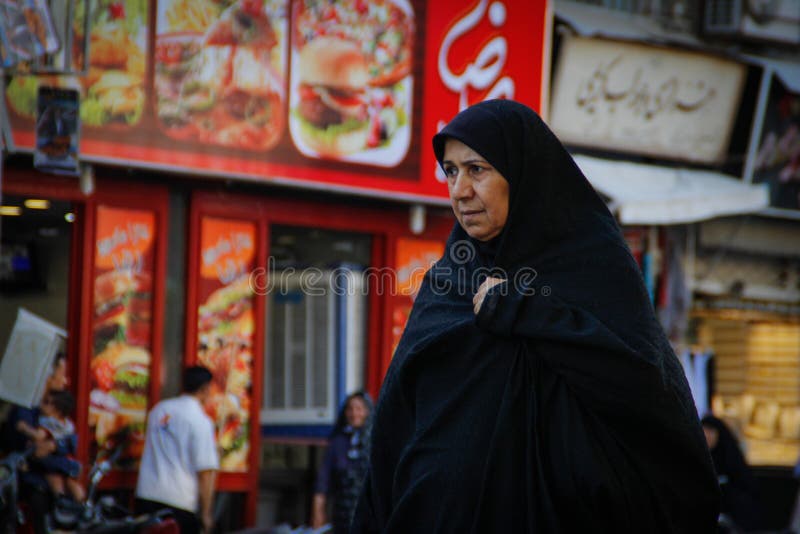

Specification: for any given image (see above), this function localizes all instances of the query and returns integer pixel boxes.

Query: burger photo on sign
[90,268,152,463]
[89,342,150,461]
[155,0,288,150]
[289,0,414,166]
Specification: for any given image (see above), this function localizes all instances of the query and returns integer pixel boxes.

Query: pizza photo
[288,0,415,166]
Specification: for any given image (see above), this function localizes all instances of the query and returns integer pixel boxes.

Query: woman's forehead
[443,138,487,162]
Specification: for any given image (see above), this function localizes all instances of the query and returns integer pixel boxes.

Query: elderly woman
[351,100,719,533]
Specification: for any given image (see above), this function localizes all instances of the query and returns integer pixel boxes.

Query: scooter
[0,430,176,534]
[49,430,177,533]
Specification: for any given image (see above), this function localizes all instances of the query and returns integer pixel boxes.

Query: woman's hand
[473,277,506,315]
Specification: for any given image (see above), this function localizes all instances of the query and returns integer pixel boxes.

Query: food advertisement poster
[6,0,149,129]
[752,77,800,211]
[90,206,155,466]
[391,237,443,356]
[197,217,256,472]
[5,0,548,202]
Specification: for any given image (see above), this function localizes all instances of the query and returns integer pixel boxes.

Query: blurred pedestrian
[135,366,219,533]
[351,100,720,533]
[312,392,373,534]
[1,351,69,534]
[701,415,762,531]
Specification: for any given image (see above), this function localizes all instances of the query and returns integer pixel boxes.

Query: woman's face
[47,358,68,392]
[345,396,369,429]
[703,425,719,450]
[442,138,509,242]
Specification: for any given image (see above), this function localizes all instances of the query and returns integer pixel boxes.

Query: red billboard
[6,0,549,202]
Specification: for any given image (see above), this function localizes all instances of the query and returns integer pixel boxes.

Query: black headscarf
[352,100,719,533]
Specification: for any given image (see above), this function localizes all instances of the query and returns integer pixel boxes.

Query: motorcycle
[0,429,176,534]
[49,429,178,533]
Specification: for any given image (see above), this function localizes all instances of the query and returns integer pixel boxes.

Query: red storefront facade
[0,0,550,526]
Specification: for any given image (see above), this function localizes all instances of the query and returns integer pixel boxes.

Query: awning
[554,0,704,48]
[573,155,770,225]
[744,55,800,93]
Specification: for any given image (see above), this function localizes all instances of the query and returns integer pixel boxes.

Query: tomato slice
[93,359,115,391]
[299,85,317,101]
[329,91,363,108]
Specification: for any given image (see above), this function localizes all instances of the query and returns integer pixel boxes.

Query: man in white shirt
[135,366,219,533]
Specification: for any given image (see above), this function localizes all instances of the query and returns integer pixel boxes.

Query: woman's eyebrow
[443,158,487,166]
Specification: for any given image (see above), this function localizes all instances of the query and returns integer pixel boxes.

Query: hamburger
[198,276,253,336]
[295,37,371,157]
[93,269,151,353]
[91,342,150,412]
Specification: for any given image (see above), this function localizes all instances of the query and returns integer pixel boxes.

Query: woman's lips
[461,209,484,220]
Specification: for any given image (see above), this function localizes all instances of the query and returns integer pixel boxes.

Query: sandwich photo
[93,268,152,354]
[89,341,151,460]
[91,342,150,412]
[155,0,287,150]
[74,0,148,127]
[289,0,415,164]
[294,37,371,157]
[198,275,253,338]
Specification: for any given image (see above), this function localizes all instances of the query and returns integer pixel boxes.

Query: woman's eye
[470,165,484,176]
[444,166,458,178]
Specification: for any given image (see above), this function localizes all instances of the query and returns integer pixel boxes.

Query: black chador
[352,100,720,533]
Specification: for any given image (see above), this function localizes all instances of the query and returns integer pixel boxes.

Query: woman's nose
[451,173,473,199]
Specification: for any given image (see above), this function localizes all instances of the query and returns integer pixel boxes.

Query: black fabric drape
[352,100,720,533]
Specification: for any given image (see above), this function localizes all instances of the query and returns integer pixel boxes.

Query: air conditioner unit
[703,0,800,45]
[261,270,367,436]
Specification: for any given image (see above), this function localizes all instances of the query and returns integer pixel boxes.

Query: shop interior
[0,195,73,352]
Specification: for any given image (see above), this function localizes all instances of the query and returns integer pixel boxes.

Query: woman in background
[312,392,373,534]
[702,415,762,531]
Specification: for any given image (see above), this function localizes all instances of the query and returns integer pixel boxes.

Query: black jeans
[135,498,202,533]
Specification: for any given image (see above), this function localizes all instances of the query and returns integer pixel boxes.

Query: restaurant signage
[5,0,549,202]
[89,205,156,466]
[196,217,257,472]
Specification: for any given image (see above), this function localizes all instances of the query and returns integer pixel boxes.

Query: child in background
[37,390,85,503]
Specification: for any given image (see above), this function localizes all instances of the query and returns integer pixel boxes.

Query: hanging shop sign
[752,76,800,211]
[4,0,548,202]
[550,36,746,165]
[89,205,156,467]
[196,217,257,472]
